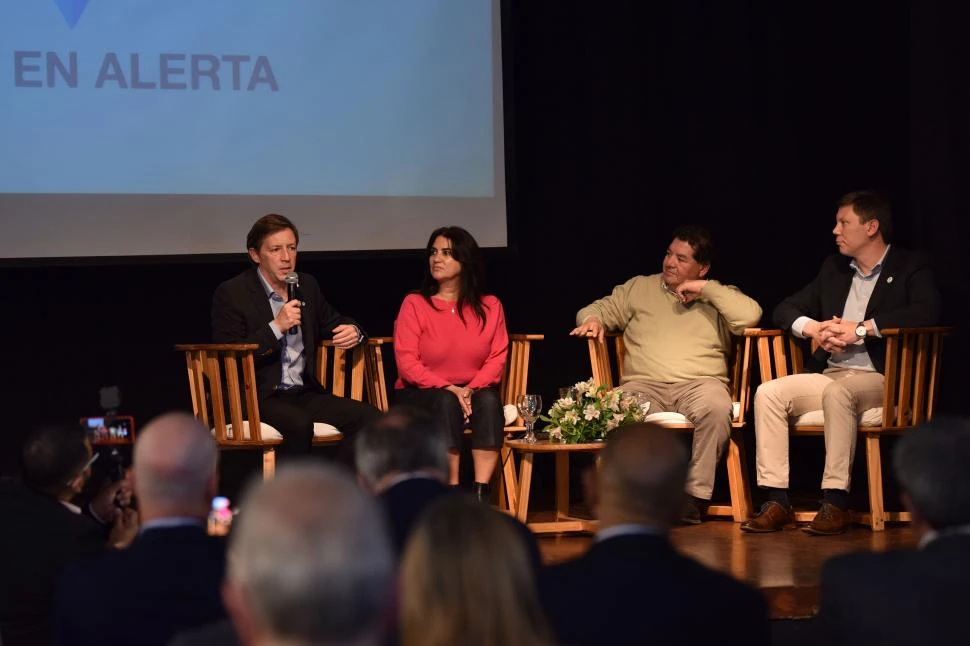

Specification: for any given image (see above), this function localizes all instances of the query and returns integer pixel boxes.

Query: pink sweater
[393,294,509,390]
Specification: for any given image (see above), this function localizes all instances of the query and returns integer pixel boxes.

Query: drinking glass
[517,393,543,444]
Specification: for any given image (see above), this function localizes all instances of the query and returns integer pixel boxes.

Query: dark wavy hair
[419,226,488,328]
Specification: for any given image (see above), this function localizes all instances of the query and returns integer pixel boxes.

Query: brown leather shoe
[802,502,850,535]
[740,501,794,533]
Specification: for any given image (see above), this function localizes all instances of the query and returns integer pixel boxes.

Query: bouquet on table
[541,378,648,444]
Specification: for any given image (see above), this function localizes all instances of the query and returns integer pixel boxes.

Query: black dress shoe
[681,497,708,525]
[473,482,490,503]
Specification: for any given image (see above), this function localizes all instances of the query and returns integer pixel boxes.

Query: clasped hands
[807,316,862,353]
[446,384,474,419]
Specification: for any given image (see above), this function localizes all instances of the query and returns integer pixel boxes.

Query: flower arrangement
[541,378,648,444]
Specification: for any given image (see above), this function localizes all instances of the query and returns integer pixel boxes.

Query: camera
[80,415,135,445]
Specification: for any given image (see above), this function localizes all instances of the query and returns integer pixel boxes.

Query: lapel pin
[886,276,893,284]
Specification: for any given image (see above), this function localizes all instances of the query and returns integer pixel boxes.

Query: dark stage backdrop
[2,1,966,501]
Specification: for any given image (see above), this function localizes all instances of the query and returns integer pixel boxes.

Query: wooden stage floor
[535,518,916,619]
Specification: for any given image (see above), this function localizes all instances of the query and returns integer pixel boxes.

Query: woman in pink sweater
[393,226,509,501]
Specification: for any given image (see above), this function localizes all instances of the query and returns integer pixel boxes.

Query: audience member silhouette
[540,422,770,646]
[222,463,395,646]
[54,412,226,646]
[399,495,553,646]
[0,424,135,646]
[815,417,970,644]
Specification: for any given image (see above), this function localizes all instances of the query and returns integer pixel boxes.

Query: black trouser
[259,387,381,462]
[395,387,504,450]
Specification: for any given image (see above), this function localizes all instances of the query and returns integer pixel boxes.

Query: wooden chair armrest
[879,326,954,336]
[174,343,259,352]
[509,333,545,342]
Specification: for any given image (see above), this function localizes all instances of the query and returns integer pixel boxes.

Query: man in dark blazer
[54,413,227,646]
[211,213,379,456]
[540,423,770,646]
[0,425,136,646]
[357,406,541,568]
[355,407,452,555]
[743,191,942,535]
[815,417,970,644]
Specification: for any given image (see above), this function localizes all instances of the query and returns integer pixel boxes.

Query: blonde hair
[399,496,552,646]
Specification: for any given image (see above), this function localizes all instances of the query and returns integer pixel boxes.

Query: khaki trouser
[753,368,884,491]
[620,378,733,500]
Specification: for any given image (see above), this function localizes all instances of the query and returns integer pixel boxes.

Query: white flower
[556,396,575,408]
[606,417,621,431]
[549,427,563,441]
[564,410,580,424]
[607,391,621,411]
[583,405,601,421]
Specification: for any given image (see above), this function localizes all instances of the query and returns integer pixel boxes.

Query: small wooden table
[505,438,604,534]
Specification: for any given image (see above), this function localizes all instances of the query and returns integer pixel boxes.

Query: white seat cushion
[643,402,742,426]
[503,404,518,426]
[793,407,883,427]
[222,421,341,441]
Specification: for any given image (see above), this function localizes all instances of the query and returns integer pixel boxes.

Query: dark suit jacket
[211,268,365,398]
[0,479,105,646]
[167,619,238,646]
[378,478,541,568]
[774,246,941,373]
[54,525,226,646]
[540,533,770,646]
[815,534,970,645]
[379,477,451,556]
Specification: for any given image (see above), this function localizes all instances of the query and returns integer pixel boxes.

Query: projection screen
[0,0,507,259]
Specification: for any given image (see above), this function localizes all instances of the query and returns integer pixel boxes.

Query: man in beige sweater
[571,226,762,523]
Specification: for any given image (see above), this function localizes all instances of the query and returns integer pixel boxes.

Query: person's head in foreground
[399,496,553,646]
[223,464,394,646]
[354,406,450,493]
[588,421,689,529]
[132,411,218,523]
[893,416,970,541]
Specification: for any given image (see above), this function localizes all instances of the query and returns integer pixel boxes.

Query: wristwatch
[855,324,867,339]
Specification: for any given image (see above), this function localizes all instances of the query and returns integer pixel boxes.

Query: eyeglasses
[66,452,99,486]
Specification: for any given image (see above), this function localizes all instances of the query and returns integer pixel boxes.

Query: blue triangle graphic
[53,0,90,28]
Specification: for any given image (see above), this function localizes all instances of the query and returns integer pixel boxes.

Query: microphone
[285,272,300,336]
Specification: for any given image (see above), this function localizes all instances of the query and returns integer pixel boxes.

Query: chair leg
[263,447,276,480]
[865,433,885,531]
[726,428,752,522]
[501,446,518,515]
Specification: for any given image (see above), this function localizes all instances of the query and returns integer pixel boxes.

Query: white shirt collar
[60,500,82,515]
[596,523,666,543]
[139,517,205,534]
[918,522,970,549]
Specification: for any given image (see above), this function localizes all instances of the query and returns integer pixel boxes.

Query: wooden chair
[176,339,379,479]
[586,329,760,521]
[363,334,545,511]
[752,327,952,530]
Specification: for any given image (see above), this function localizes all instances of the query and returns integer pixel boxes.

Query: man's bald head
[597,423,688,527]
[133,412,218,517]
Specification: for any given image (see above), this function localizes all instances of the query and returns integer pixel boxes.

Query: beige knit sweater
[576,274,762,384]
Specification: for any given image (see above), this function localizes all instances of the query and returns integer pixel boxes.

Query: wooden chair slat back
[880,328,951,430]
[364,338,392,412]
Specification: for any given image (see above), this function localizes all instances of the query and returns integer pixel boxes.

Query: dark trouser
[395,387,504,450]
[259,387,381,461]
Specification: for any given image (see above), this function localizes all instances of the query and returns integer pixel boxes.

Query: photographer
[0,424,138,646]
